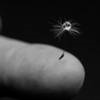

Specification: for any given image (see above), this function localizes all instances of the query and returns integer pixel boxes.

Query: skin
[0,36,85,99]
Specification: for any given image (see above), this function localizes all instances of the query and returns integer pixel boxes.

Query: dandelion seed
[51,18,80,39]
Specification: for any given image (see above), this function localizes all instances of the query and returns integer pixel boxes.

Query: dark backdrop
[0,1,99,100]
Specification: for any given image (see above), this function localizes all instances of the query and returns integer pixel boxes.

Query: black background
[0,1,99,100]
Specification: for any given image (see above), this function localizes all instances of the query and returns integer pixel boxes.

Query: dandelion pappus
[50,18,80,39]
